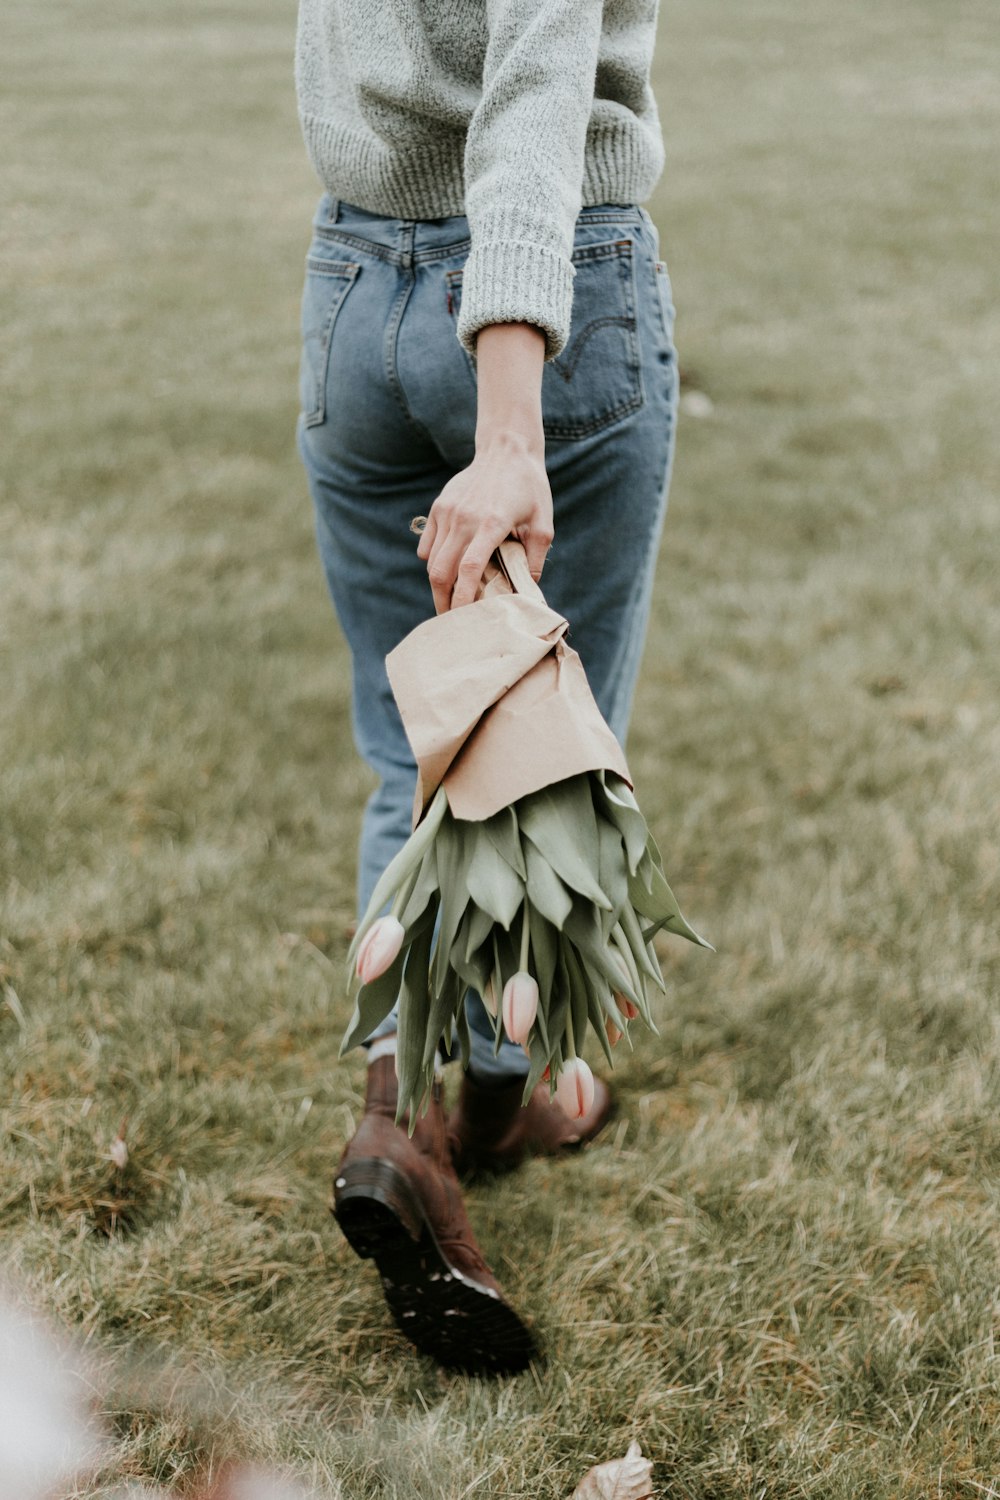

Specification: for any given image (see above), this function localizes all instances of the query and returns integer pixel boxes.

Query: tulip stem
[565,1002,577,1061]
[518,905,530,972]
[390,864,421,922]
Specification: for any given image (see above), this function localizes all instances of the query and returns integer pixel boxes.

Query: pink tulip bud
[615,992,640,1021]
[554,1057,595,1120]
[355,915,405,984]
[501,971,539,1047]
[606,1018,623,1048]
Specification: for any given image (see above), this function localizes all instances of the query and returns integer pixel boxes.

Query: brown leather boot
[448,1071,615,1176]
[332,1054,537,1374]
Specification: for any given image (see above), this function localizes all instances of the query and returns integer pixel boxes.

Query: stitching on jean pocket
[300,260,360,427]
[544,238,642,439]
[445,240,644,440]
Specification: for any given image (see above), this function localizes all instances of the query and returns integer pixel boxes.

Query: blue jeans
[297,194,677,1083]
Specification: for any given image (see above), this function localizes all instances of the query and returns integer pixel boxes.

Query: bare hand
[417,321,552,613]
[416,433,553,613]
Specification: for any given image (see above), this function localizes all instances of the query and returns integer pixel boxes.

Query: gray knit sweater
[295,0,663,359]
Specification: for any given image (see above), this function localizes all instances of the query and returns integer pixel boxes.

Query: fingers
[521,524,554,582]
[427,520,510,613]
[415,511,437,561]
[426,527,466,614]
[418,462,554,610]
[450,526,508,609]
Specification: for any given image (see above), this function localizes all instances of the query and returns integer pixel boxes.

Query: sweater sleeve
[456,0,603,362]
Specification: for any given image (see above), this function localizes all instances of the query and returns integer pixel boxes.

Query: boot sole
[333,1157,538,1376]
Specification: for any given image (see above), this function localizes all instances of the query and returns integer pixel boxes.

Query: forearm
[457,0,603,361]
[475,323,546,455]
[417,321,553,611]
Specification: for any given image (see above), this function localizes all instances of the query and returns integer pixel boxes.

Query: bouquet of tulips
[341,542,711,1125]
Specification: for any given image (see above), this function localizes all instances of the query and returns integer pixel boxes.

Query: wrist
[474,322,545,457]
[475,419,545,461]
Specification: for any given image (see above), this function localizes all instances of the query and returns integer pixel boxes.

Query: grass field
[2,0,999,1494]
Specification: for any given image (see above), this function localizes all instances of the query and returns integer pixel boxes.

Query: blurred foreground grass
[1,0,999,1494]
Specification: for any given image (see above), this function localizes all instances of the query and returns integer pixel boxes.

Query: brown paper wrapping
[386,541,631,824]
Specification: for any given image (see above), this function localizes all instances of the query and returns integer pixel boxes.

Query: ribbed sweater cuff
[456,241,574,362]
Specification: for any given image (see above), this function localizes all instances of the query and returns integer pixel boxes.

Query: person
[294,0,677,1375]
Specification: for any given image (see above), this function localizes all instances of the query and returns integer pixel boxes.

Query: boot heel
[333,1157,424,1258]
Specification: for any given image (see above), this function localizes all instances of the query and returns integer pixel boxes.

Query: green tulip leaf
[545,938,572,1053]
[482,804,528,880]
[645,831,665,870]
[396,914,436,1130]
[521,1030,553,1104]
[339,945,407,1055]
[584,978,618,1067]
[465,834,524,930]
[595,815,629,917]
[422,963,463,1071]
[619,899,666,991]
[431,816,473,993]
[594,775,649,875]
[562,939,594,1058]
[453,1001,472,1070]
[490,923,521,990]
[563,901,642,1009]
[398,844,441,933]
[455,899,494,965]
[519,789,612,911]
[628,859,714,950]
[525,905,557,1049]
[523,839,574,930]
[348,786,448,964]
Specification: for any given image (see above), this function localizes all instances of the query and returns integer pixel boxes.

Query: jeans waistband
[314,194,648,263]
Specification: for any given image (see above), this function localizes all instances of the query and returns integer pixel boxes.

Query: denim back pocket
[446,238,643,440]
[300,256,360,428]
